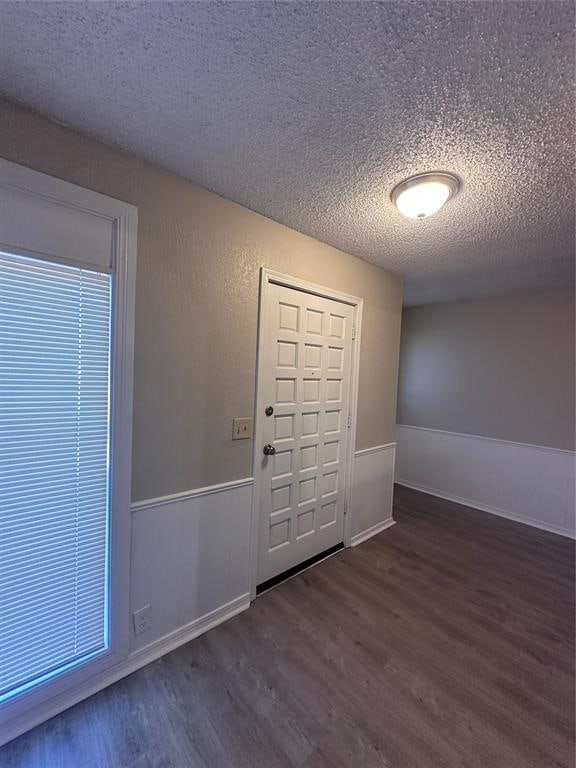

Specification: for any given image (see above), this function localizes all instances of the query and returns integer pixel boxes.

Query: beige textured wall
[397,289,575,450]
[0,99,402,501]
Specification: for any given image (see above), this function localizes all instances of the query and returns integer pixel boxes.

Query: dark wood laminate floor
[2,485,574,768]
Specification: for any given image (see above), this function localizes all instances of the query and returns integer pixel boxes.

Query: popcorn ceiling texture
[0,0,573,304]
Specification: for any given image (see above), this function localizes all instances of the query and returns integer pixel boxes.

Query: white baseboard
[351,518,396,547]
[395,480,575,539]
[1,593,250,747]
[396,425,576,539]
[351,443,396,544]
[127,593,250,670]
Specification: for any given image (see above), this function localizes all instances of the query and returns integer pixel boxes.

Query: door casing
[249,268,363,599]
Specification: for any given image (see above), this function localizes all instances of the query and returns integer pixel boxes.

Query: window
[0,158,136,742]
[0,252,112,701]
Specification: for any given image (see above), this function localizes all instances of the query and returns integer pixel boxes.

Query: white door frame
[249,268,363,599]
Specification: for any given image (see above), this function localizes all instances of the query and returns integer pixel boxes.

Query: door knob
[263,444,276,456]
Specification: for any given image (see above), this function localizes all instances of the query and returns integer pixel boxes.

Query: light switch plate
[232,417,253,440]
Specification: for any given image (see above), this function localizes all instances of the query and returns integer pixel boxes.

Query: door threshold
[256,542,344,596]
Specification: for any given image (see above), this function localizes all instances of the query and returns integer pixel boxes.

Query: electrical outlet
[133,604,152,636]
[232,417,253,440]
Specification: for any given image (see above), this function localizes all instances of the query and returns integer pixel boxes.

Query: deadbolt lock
[265,406,274,416]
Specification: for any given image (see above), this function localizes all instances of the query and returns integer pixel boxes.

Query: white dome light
[391,172,460,220]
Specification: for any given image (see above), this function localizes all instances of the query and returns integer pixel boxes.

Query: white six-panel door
[256,280,356,584]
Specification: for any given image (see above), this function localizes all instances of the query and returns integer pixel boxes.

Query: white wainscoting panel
[130,478,254,650]
[1,478,254,747]
[396,425,576,538]
[351,443,396,546]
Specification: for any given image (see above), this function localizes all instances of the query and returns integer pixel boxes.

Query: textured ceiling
[0,1,573,304]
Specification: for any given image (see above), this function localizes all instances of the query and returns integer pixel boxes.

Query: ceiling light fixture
[391,172,460,220]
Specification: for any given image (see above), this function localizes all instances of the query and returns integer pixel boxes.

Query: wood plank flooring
[2,484,574,768]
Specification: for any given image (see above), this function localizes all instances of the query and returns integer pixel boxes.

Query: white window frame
[0,159,137,742]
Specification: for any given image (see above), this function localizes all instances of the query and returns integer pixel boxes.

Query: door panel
[257,282,354,584]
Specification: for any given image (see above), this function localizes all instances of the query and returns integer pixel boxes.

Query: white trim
[345,292,363,549]
[0,158,138,220]
[396,480,575,540]
[397,424,575,456]
[261,269,363,307]
[0,594,250,747]
[0,159,137,739]
[351,518,396,547]
[355,442,397,457]
[131,476,255,512]
[108,200,138,664]
[250,269,363,598]
[127,594,250,668]
[0,158,136,271]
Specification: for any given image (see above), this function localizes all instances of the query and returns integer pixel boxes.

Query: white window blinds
[0,250,112,701]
